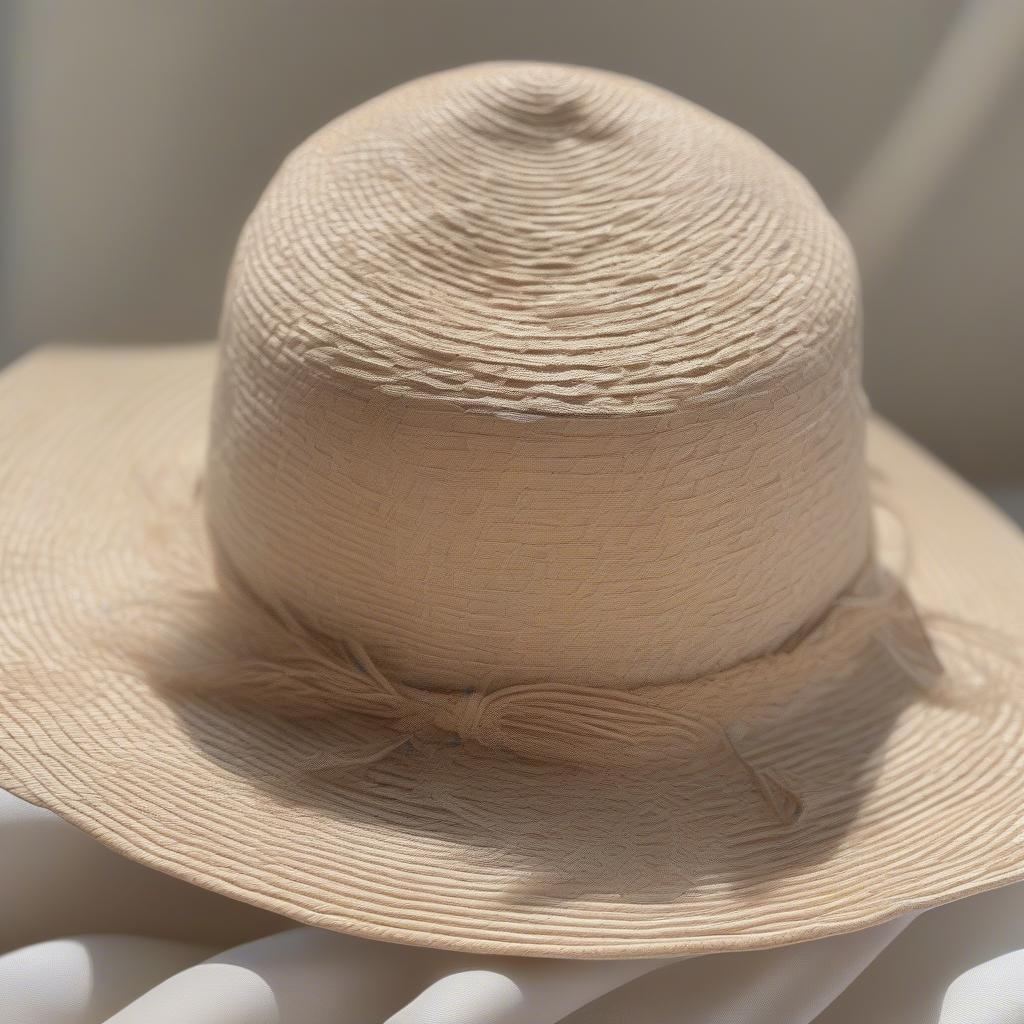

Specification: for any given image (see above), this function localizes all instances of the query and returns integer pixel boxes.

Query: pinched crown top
[221,62,858,417]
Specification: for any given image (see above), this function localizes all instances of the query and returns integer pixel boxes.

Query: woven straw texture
[1,63,1023,958]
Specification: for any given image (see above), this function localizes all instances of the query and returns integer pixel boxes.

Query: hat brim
[1,342,1023,959]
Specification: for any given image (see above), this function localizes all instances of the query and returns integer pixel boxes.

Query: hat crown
[207,62,868,691]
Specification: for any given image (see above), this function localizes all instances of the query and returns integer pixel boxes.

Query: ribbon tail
[724,726,804,826]
[300,734,410,775]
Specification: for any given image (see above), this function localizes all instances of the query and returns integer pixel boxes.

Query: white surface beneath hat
[1,789,1022,1024]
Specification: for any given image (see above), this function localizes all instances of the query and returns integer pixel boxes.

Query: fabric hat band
[149,519,938,825]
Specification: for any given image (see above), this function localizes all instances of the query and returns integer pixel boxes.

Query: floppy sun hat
[2,62,1023,959]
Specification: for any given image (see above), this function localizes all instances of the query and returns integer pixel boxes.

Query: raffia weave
[1,63,1023,957]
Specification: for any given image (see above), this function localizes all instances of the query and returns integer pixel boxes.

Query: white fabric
[1,789,1022,1023]
[0,936,211,1024]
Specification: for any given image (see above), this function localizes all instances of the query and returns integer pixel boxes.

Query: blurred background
[1,0,1021,505]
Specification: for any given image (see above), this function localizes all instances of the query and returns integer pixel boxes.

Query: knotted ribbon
[147,544,940,826]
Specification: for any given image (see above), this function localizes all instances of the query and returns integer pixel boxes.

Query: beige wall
[2,0,1021,481]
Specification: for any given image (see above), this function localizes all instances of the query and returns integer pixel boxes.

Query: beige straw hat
[2,62,1023,959]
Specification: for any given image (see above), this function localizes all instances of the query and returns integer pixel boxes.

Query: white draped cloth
[1,789,1021,1023]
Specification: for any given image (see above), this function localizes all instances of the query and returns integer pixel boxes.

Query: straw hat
[2,62,1023,959]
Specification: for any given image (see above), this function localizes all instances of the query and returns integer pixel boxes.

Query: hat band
[149,528,940,825]
[322,556,933,824]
